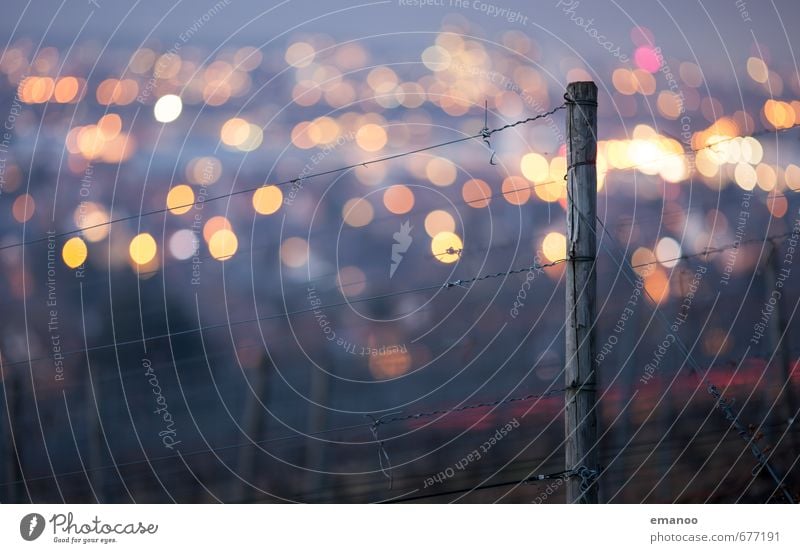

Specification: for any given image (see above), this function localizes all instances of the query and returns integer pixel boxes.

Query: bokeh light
[541,232,567,262]
[644,268,670,304]
[252,185,283,215]
[166,184,195,215]
[203,216,232,242]
[154,94,182,123]
[280,237,309,268]
[75,202,110,242]
[337,266,366,297]
[356,123,387,152]
[285,42,315,68]
[129,233,157,265]
[383,185,415,214]
[424,210,456,237]
[502,176,531,205]
[368,347,411,379]
[220,117,250,147]
[53,76,79,103]
[425,157,457,186]
[169,229,199,260]
[655,237,682,268]
[208,228,238,260]
[431,231,462,263]
[342,197,375,227]
[462,178,491,208]
[632,247,656,276]
[62,237,88,269]
[521,153,549,182]
[12,194,34,223]
[186,156,222,185]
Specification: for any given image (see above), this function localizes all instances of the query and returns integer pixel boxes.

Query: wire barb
[483,103,567,139]
[366,412,400,489]
[521,465,598,493]
[0,251,567,371]
[0,106,568,254]
[371,387,568,428]
[3,112,798,257]
[593,212,796,504]
[481,99,497,165]
[572,466,599,494]
[563,91,599,108]
[523,469,571,484]
[442,258,567,289]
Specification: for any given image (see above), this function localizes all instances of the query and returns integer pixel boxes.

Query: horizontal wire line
[2,117,794,276]
[0,227,548,317]
[460,122,800,197]
[22,178,557,288]
[0,385,565,488]
[509,122,800,196]
[9,413,785,495]
[612,123,800,175]
[7,161,777,295]
[0,225,787,371]
[0,106,567,254]
[379,475,568,503]
[4,99,799,502]
[629,231,793,269]
[0,220,786,371]
[0,258,567,370]
[373,387,567,426]
[592,212,796,503]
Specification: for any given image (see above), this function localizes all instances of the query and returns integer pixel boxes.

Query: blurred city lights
[431,231,463,263]
[62,237,88,269]
[153,94,183,123]
[129,233,157,265]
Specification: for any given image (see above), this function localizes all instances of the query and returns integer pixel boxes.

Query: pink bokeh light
[635,46,661,72]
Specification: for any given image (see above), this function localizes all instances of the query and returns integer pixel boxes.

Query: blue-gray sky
[4,0,798,73]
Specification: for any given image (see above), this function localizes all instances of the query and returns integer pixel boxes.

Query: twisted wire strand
[0,105,568,253]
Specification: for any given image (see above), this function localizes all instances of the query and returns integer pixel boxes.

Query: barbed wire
[0,112,794,313]
[367,385,569,489]
[371,387,568,427]
[442,258,566,289]
[484,104,567,138]
[4,100,800,503]
[0,222,556,318]
[380,465,596,503]
[0,216,793,386]
[0,257,569,371]
[591,211,796,503]
[0,106,568,254]
[6,111,796,261]
[613,122,800,176]
[0,383,566,489]
[560,162,796,503]
[6,411,789,497]
[629,232,793,269]
[472,122,800,199]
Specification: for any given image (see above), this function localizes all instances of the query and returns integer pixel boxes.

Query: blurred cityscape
[0,0,799,502]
